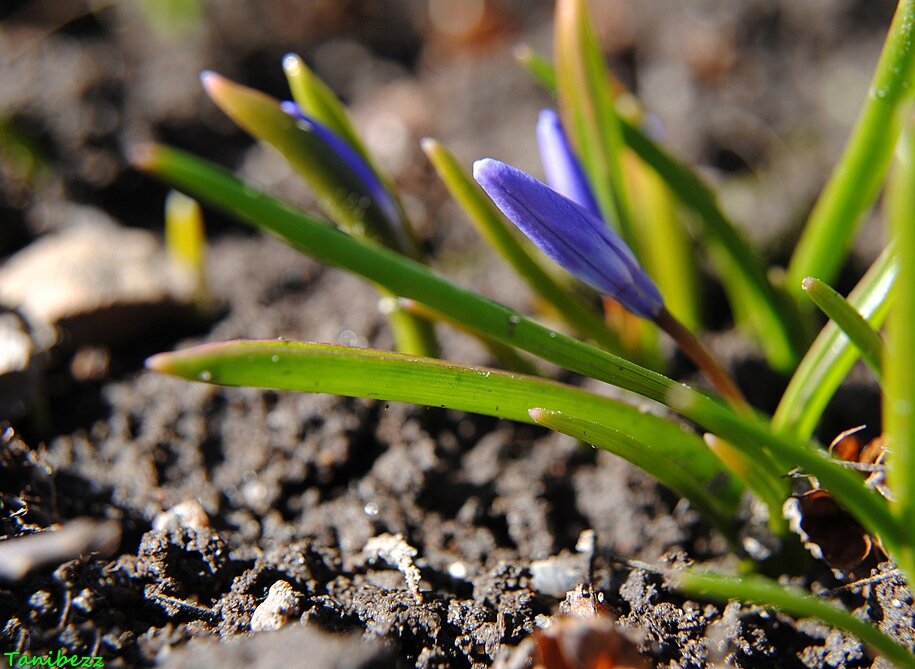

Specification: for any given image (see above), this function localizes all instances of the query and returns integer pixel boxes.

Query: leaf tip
[801,277,816,292]
[419,137,439,156]
[282,52,304,76]
[199,70,224,96]
[512,42,533,62]
[145,352,173,374]
[127,142,161,171]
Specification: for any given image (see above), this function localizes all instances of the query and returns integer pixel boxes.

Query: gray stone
[0,307,53,422]
[0,210,196,347]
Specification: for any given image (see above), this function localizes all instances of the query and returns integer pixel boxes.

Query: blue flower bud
[536,109,602,220]
[280,101,401,229]
[473,158,663,319]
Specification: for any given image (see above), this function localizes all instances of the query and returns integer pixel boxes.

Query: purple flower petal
[280,101,400,229]
[473,158,663,319]
[536,109,602,220]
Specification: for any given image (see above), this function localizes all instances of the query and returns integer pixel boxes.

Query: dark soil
[1,1,913,667]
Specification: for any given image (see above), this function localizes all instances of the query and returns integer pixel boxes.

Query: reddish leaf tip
[144,352,171,373]
[127,143,160,171]
[199,70,226,98]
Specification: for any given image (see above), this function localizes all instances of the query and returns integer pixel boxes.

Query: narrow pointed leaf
[678,571,915,669]
[164,190,208,307]
[774,249,896,440]
[802,277,884,378]
[624,152,700,329]
[422,138,623,353]
[149,340,739,531]
[514,43,557,92]
[885,119,915,583]
[672,386,902,556]
[201,72,407,252]
[554,0,635,245]
[282,53,370,164]
[787,0,915,292]
[281,55,422,260]
[147,340,607,424]
[530,409,740,538]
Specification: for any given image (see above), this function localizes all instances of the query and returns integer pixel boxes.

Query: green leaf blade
[774,249,896,440]
[678,571,915,669]
[885,117,915,583]
[149,340,740,532]
[530,408,740,538]
[787,0,915,291]
[802,277,885,378]
[201,72,407,252]
[554,0,634,244]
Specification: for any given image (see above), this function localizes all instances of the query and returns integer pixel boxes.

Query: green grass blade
[513,43,557,92]
[621,122,807,370]
[677,571,915,669]
[530,409,739,538]
[148,340,739,530]
[802,277,885,378]
[421,137,624,353]
[202,73,436,356]
[773,249,896,440]
[282,53,422,252]
[401,298,540,376]
[282,53,371,165]
[164,190,209,309]
[885,120,915,583]
[672,386,902,556]
[135,144,902,549]
[146,340,603,423]
[787,0,915,292]
[626,155,700,330]
[201,72,407,252]
[554,0,635,245]
[514,45,809,370]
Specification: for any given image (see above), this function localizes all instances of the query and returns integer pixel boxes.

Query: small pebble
[530,552,591,599]
[250,581,301,632]
[0,308,52,421]
[364,532,423,603]
[0,214,196,346]
[152,500,211,533]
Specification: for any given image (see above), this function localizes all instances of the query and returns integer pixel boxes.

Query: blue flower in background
[536,109,602,221]
[280,101,401,229]
[474,158,663,319]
